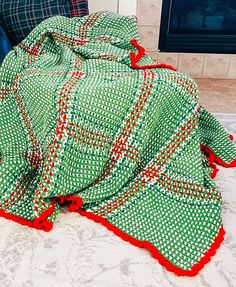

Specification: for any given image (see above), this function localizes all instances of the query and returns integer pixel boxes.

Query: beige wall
[137,0,236,79]
[119,0,137,16]
[88,0,137,16]
[88,0,119,14]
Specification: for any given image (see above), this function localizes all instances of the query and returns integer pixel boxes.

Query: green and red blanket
[0,11,236,276]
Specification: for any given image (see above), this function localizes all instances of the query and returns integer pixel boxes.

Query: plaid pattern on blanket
[0,12,236,276]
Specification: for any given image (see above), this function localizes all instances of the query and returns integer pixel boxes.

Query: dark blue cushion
[0,26,12,63]
[69,0,89,17]
[0,0,72,46]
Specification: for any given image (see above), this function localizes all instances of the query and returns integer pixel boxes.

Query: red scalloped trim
[229,134,234,141]
[56,195,83,211]
[77,208,225,276]
[0,194,226,276]
[201,142,236,179]
[0,195,83,231]
[0,199,55,232]
[130,39,177,71]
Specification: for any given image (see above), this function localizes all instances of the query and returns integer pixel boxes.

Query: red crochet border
[0,199,55,232]
[130,39,177,71]
[77,209,225,277]
[0,196,82,232]
[201,134,236,178]
[0,130,234,275]
[56,195,83,211]
[0,194,226,276]
[0,34,234,275]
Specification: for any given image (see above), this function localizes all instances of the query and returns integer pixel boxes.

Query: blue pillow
[0,0,72,46]
[69,0,89,17]
[0,26,12,64]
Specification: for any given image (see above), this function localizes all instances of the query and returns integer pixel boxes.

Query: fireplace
[159,0,236,53]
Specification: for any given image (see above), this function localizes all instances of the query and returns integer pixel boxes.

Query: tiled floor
[196,79,236,113]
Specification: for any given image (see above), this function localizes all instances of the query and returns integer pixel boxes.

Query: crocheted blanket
[0,12,236,276]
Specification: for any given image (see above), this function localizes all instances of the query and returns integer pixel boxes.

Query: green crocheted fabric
[0,12,236,276]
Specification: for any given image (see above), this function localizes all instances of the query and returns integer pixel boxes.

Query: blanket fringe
[130,39,177,71]
[77,208,225,277]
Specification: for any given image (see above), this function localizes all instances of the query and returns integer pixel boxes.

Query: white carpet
[0,114,235,287]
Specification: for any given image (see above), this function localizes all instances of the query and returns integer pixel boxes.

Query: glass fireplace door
[159,0,236,53]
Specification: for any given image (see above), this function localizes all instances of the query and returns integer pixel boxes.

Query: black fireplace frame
[158,0,236,54]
